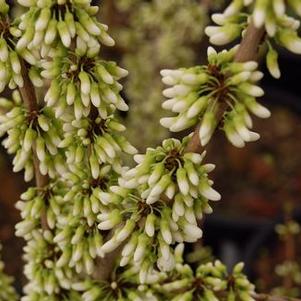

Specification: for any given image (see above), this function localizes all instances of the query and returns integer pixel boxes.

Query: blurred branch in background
[253,293,301,301]
[102,0,218,151]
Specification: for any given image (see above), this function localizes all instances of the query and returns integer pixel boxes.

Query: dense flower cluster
[41,51,129,117]
[0,92,63,181]
[16,0,114,55]
[15,183,65,235]
[53,165,119,275]
[161,47,271,147]
[0,4,25,91]
[155,260,256,301]
[22,230,76,298]
[205,0,301,77]
[59,114,136,175]
[72,270,159,301]
[0,245,18,301]
[95,137,219,282]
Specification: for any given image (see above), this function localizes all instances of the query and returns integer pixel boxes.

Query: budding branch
[19,59,49,230]
[186,22,301,301]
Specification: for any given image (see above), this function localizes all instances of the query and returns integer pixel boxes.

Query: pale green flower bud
[253,0,269,28]
[145,214,156,237]
[133,233,149,262]
[115,219,136,242]
[57,21,71,48]
[0,38,8,61]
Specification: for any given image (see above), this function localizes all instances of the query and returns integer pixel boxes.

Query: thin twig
[19,59,49,230]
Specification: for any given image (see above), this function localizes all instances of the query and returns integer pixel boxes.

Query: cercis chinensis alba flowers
[206,0,301,78]
[0,244,18,301]
[161,46,271,148]
[0,0,298,301]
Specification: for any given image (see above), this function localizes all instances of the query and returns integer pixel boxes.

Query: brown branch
[235,23,266,63]
[253,293,301,301]
[19,59,49,230]
[186,22,266,153]
[200,0,212,11]
[283,204,296,290]
[93,241,125,281]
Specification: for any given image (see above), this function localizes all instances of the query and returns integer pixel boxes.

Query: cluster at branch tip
[155,260,256,301]
[0,3,24,90]
[206,0,301,78]
[17,0,114,55]
[42,51,129,117]
[94,136,219,283]
[161,47,271,148]
[0,91,63,181]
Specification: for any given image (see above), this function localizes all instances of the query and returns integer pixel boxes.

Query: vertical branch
[19,59,49,230]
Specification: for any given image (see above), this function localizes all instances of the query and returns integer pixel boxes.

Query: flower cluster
[0,92,64,181]
[122,137,220,203]
[0,244,18,301]
[161,47,271,147]
[15,183,66,236]
[52,165,120,275]
[72,271,158,301]
[22,229,76,300]
[9,1,142,299]
[155,260,256,301]
[205,0,301,77]
[273,261,301,297]
[42,51,129,118]
[96,137,219,282]
[276,219,301,238]
[16,0,114,55]
[97,190,179,283]
[59,114,136,176]
[0,5,25,91]
[272,219,301,297]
